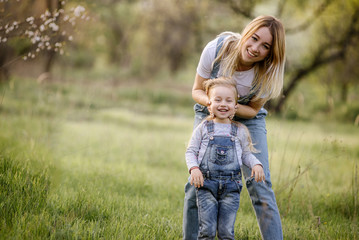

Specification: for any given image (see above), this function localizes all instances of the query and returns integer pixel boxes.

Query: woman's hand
[235,97,266,119]
[192,73,210,106]
[190,168,204,188]
[251,164,265,182]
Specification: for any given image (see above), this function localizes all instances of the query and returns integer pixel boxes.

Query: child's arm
[185,123,204,187]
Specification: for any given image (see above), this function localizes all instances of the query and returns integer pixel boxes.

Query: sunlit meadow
[0,77,358,239]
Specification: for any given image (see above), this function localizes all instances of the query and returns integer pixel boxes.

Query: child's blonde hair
[203,77,258,153]
[203,77,238,102]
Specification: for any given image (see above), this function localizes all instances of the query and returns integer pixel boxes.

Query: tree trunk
[341,82,348,103]
[43,0,62,75]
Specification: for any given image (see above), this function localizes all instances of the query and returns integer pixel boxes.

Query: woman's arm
[235,97,266,119]
[192,73,210,106]
[192,73,266,119]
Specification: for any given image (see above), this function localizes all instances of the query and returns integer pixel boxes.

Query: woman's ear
[207,100,211,107]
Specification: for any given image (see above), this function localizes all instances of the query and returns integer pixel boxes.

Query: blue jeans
[197,178,242,240]
[183,104,283,240]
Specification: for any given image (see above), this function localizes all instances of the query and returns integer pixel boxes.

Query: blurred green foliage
[1,0,359,119]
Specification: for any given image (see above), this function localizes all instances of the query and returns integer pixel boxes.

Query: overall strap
[237,90,256,105]
[206,120,214,135]
[210,35,227,79]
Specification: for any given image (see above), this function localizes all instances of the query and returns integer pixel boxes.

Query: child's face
[208,85,238,123]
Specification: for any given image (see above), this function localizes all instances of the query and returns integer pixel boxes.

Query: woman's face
[240,27,272,67]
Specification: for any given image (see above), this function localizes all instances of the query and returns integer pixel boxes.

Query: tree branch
[217,0,256,19]
[286,0,334,34]
[272,6,359,113]
[276,0,287,18]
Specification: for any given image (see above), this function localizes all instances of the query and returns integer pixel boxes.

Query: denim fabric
[183,181,199,240]
[195,120,242,240]
[183,104,283,240]
[197,178,242,240]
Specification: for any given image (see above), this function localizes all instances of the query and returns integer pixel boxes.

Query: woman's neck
[237,59,254,71]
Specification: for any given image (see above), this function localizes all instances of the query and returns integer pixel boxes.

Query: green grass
[0,77,358,239]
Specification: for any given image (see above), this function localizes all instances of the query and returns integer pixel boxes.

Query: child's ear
[234,103,239,110]
[207,100,211,107]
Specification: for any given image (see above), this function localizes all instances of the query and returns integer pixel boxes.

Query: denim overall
[197,121,242,240]
[183,35,283,240]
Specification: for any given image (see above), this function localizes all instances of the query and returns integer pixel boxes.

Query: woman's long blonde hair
[214,15,286,102]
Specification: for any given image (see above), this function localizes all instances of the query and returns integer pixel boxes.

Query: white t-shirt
[196,36,255,97]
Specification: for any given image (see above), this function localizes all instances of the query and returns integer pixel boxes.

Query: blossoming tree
[0,0,88,81]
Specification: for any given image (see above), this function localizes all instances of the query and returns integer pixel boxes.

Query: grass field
[1,77,358,239]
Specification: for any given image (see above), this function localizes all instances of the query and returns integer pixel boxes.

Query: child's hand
[251,164,265,182]
[190,168,204,188]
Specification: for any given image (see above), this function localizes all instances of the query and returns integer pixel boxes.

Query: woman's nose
[252,43,260,53]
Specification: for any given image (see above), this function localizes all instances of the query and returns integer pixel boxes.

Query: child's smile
[208,86,237,123]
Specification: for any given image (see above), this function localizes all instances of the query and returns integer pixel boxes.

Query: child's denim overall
[183,35,283,240]
[196,121,242,240]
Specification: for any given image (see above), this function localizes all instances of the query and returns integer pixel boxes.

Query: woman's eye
[252,36,258,41]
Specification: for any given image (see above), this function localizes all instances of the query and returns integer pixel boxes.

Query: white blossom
[2,0,87,62]
[26,30,34,37]
[26,17,35,23]
[44,19,53,26]
[73,6,85,17]
[49,23,59,31]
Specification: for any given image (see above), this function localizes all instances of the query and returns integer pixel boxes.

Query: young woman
[183,15,286,240]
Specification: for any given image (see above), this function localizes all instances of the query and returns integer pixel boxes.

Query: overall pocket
[210,145,231,165]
